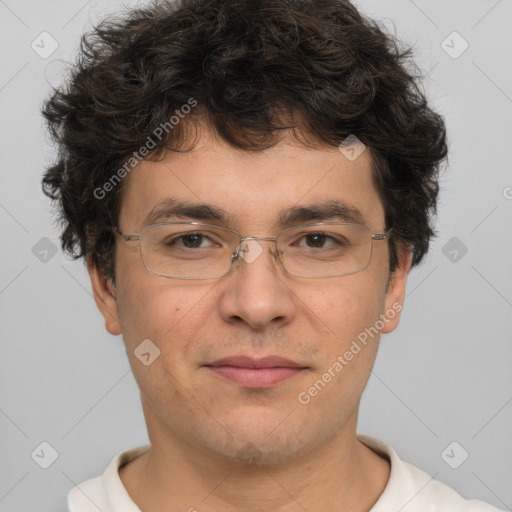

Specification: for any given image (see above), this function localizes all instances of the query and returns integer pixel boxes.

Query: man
[41,0,503,510]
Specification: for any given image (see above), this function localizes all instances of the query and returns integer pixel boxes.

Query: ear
[381,246,413,334]
[87,257,123,336]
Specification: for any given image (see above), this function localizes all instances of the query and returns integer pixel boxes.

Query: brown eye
[305,233,327,247]
[164,232,215,249]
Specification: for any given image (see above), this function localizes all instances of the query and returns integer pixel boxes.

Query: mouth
[203,356,309,388]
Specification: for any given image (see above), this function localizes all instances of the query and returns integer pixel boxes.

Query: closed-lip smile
[204,355,309,388]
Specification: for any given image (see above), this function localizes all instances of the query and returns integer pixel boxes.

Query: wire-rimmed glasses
[112,221,392,279]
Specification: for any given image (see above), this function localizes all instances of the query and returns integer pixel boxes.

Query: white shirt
[68,434,504,511]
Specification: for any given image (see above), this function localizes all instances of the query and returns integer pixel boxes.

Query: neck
[120,409,390,512]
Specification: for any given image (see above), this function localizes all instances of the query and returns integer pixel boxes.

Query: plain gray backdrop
[1,1,511,511]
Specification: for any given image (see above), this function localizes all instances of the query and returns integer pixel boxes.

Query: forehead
[118,126,385,233]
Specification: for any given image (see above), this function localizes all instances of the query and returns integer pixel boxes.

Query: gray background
[1,1,511,511]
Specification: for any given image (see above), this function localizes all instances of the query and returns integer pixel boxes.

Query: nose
[217,238,297,332]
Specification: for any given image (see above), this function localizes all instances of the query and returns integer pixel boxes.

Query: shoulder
[396,459,505,512]
[67,444,150,512]
[67,476,108,512]
[357,434,505,512]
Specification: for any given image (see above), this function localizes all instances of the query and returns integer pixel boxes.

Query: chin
[201,410,318,466]
[211,436,309,467]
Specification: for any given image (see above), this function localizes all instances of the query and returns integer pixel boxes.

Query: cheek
[298,277,385,386]
[115,281,205,411]
[115,270,219,371]
[295,285,384,419]
[298,277,384,343]
[115,270,182,344]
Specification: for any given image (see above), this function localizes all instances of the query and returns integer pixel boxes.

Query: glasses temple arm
[112,226,141,242]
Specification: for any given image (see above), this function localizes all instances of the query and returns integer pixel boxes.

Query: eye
[165,232,219,249]
[295,232,341,249]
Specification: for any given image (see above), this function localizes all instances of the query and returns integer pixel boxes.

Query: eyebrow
[142,198,367,229]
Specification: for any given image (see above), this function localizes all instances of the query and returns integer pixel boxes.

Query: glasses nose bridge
[237,235,280,254]
[231,235,282,266]
[239,235,278,244]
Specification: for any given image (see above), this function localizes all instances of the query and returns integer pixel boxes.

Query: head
[42,0,447,465]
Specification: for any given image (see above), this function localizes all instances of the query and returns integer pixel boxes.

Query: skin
[89,123,412,512]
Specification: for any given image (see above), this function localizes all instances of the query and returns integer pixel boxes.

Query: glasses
[112,222,392,279]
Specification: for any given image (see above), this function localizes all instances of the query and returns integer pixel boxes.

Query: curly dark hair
[42,0,447,282]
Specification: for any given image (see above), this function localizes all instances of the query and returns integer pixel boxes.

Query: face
[90,124,411,465]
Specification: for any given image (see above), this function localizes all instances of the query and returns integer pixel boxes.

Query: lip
[204,356,308,388]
